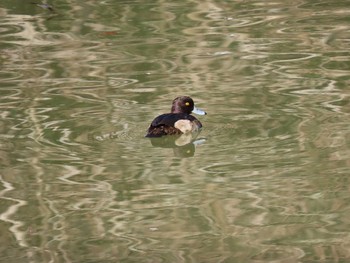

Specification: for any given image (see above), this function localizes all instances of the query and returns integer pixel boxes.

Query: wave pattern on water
[1,0,350,262]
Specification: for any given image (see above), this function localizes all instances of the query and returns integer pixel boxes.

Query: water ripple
[0,175,27,247]
[1,0,350,262]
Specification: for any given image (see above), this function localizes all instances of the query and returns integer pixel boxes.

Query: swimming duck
[145,96,207,137]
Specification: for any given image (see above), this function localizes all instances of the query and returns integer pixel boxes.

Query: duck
[145,96,207,137]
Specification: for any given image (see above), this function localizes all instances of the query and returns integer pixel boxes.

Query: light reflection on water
[1,0,350,262]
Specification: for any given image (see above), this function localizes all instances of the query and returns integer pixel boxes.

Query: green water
[1,0,350,262]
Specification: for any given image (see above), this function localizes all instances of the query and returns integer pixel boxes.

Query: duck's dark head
[171,96,207,115]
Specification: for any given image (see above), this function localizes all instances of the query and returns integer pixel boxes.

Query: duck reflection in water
[145,96,207,157]
[148,133,206,158]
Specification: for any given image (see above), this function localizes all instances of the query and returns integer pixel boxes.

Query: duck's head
[171,96,207,115]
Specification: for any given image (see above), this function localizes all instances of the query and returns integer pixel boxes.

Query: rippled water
[1,0,350,262]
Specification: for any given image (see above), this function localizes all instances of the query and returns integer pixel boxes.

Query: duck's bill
[192,106,207,115]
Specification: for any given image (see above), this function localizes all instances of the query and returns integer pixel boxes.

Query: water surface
[1,0,350,262]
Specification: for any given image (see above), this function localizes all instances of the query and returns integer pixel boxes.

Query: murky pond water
[1,0,350,262]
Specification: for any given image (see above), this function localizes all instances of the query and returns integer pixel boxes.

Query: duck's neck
[171,104,182,113]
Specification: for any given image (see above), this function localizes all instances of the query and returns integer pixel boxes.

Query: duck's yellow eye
[185,102,190,106]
